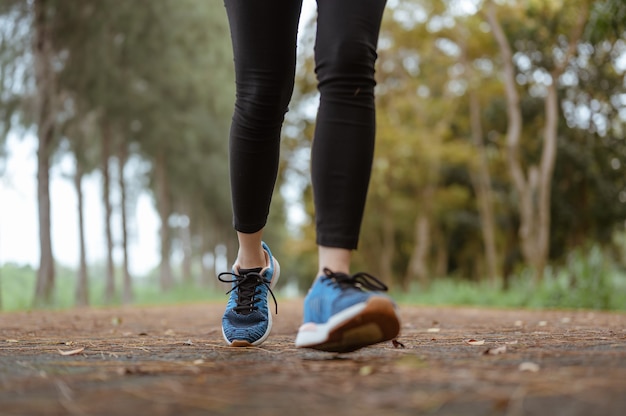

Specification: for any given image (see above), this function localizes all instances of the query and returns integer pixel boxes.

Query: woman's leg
[226,0,303,245]
[295,0,399,353]
[312,0,387,255]
[221,0,303,347]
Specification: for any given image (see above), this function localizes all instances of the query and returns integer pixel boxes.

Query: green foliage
[525,246,626,310]
[0,0,30,157]
[51,0,235,225]
[130,282,224,307]
[0,263,36,311]
[3,243,625,312]
[0,263,225,311]
[587,0,626,42]
[393,245,626,311]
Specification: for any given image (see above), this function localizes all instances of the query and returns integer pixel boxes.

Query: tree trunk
[199,232,212,288]
[486,1,588,282]
[379,209,395,289]
[33,0,56,307]
[201,219,222,289]
[156,150,174,291]
[118,140,133,304]
[177,202,193,285]
[406,206,432,289]
[468,88,500,285]
[433,225,448,278]
[101,121,115,302]
[180,216,193,285]
[198,217,217,288]
[458,33,500,285]
[74,157,89,307]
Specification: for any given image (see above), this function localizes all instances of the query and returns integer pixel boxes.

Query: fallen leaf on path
[5,339,19,343]
[464,339,485,346]
[183,339,193,346]
[394,355,427,370]
[484,345,507,355]
[519,362,540,372]
[58,347,85,356]
[359,366,374,376]
[427,328,440,333]
[392,339,405,348]
[117,366,147,375]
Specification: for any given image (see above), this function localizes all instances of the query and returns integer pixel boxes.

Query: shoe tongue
[235,266,264,316]
[238,266,263,275]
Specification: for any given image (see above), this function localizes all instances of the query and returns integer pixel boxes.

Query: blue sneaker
[218,242,280,347]
[295,268,400,353]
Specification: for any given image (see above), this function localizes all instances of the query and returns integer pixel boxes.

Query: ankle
[236,230,266,270]
[236,248,267,270]
[317,246,352,276]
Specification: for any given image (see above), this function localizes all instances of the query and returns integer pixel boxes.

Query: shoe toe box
[222,310,269,343]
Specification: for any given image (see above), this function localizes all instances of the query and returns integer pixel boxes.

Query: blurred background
[1,0,625,311]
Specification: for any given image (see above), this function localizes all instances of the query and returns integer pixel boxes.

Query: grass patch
[0,263,225,311]
[393,246,626,311]
[2,246,625,312]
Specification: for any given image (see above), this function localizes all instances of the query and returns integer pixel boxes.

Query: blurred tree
[51,0,235,297]
[285,0,626,291]
[363,1,478,287]
[3,0,237,305]
[0,1,30,309]
[458,20,501,286]
[32,0,59,306]
[0,0,28,157]
[549,0,626,258]
[61,112,99,307]
[52,0,138,302]
[128,0,235,289]
[487,0,596,282]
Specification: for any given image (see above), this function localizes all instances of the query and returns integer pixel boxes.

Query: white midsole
[294,301,369,348]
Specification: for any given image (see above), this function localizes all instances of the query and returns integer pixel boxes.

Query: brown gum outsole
[312,296,401,354]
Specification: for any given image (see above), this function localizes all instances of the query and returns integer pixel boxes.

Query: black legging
[225,0,386,249]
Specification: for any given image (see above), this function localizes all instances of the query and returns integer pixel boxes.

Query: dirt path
[1,300,625,415]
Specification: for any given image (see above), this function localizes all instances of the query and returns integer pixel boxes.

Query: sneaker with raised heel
[295,268,400,353]
[218,242,280,347]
